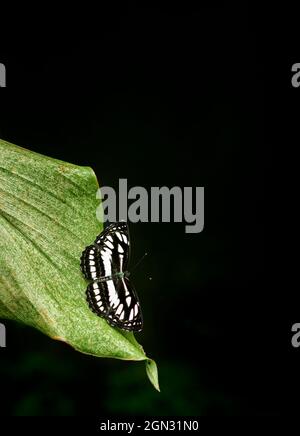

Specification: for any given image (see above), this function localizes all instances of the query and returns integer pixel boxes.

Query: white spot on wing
[129,309,134,321]
[116,304,123,316]
[101,251,112,275]
[105,240,114,250]
[107,280,119,307]
[115,231,122,241]
[118,244,124,254]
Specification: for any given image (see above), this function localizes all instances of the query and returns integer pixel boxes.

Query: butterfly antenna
[131,252,148,273]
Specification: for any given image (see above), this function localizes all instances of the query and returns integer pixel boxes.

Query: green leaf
[0,138,159,390]
[146,359,160,392]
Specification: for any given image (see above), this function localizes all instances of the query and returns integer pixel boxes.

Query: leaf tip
[145,358,160,392]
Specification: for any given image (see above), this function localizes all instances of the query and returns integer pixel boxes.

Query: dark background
[0,5,285,416]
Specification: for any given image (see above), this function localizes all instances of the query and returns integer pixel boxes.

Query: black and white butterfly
[80,222,143,332]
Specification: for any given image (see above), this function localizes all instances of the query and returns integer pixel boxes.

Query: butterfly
[80,222,143,332]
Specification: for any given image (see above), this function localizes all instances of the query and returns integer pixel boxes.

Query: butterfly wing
[80,245,103,280]
[95,222,130,273]
[109,276,143,331]
[81,222,130,280]
[86,276,143,332]
[86,280,108,317]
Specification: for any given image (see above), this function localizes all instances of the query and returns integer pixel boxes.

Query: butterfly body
[95,271,129,282]
[80,222,143,332]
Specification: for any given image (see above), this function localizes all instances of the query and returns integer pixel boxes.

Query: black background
[0,5,288,416]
